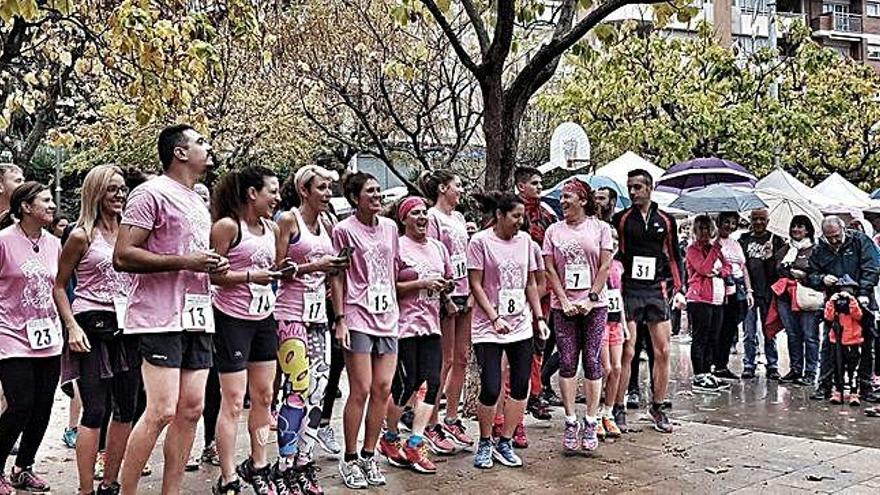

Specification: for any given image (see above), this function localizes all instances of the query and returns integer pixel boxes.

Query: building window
[869,44,880,60]
[823,2,850,14]
[868,2,880,17]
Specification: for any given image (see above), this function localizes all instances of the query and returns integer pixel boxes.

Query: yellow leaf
[59,50,72,67]
[23,72,38,86]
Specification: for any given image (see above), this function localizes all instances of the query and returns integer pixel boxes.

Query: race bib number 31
[249,284,276,315]
[26,318,59,350]
[632,256,657,281]
[498,289,526,317]
[182,294,212,331]
[368,284,394,315]
[302,291,326,323]
[607,289,622,313]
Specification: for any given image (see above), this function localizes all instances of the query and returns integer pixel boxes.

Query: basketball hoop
[549,122,590,172]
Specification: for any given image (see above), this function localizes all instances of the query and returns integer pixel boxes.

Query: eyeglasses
[107,185,129,195]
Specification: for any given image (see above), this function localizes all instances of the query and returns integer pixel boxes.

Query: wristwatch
[588,292,600,302]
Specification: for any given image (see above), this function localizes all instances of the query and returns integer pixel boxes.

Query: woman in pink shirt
[420,170,473,449]
[686,215,731,392]
[53,165,138,495]
[542,179,613,454]
[0,182,61,493]
[331,172,400,489]
[468,192,549,470]
[208,166,284,494]
[714,212,754,380]
[379,196,452,474]
[273,164,347,493]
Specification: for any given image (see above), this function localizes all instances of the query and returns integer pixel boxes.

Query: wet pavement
[27,332,880,493]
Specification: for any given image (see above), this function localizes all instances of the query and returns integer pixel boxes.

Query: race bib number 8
[182,294,212,331]
[249,284,276,315]
[368,284,394,315]
[498,289,526,317]
[607,289,622,313]
[451,254,467,280]
[632,256,657,281]
[26,318,59,350]
[302,291,326,323]
[565,264,591,291]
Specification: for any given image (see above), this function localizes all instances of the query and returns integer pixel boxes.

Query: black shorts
[623,288,670,325]
[213,309,278,373]
[139,331,213,370]
[441,295,470,319]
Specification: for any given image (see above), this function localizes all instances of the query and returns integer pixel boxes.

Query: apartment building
[605,1,880,69]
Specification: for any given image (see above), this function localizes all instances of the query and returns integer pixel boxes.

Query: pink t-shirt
[719,237,746,279]
[121,175,213,334]
[276,209,335,323]
[531,240,545,272]
[333,215,399,337]
[213,219,277,320]
[542,218,613,310]
[467,229,537,345]
[0,224,62,359]
[397,236,451,339]
[427,208,470,296]
[72,229,132,314]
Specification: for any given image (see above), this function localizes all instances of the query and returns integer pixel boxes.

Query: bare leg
[216,370,248,483]
[648,321,672,405]
[160,369,208,495]
[76,426,100,494]
[616,323,637,406]
[444,312,471,421]
[363,353,397,453]
[103,420,132,486]
[603,344,623,412]
[246,362,276,468]
[342,352,372,455]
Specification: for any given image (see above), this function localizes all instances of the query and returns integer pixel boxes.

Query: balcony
[811,12,863,34]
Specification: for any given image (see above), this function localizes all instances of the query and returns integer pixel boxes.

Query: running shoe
[492,438,523,467]
[830,390,844,405]
[780,370,802,383]
[316,425,342,455]
[273,463,305,495]
[492,416,504,439]
[613,406,628,433]
[378,435,410,468]
[441,418,474,447]
[713,368,740,380]
[693,374,720,392]
[291,463,322,495]
[562,419,579,452]
[527,395,552,420]
[399,407,414,432]
[337,459,368,490]
[473,439,494,469]
[848,393,861,407]
[649,407,673,433]
[236,457,276,495]
[766,368,781,381]
[811,386,831,401]
[626,390,640,409]
[96,481,121,495]
[424,424,456,455]
[596,417,606,440]
[512,421,528,449]
[357,456,386,486]
[202,441,221,466]
[581,419,599,452]
[9,468,50,492]
[542,388,563,407]
[705,374,731,390]
[741,368,756,379]
[403,440,436,474]
[186,450,201,471]
[602,415,622,438]
[213,476,242,495]
[94,450,106,480]
[62,426,78,449]
[0,475,13,495]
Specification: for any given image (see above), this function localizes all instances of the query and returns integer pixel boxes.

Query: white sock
[585,415,597,424]
[565,415,577,424]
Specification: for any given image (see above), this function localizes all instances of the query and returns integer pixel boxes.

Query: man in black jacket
[806,216,880,400]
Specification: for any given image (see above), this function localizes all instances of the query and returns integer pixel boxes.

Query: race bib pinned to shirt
[565,264,591,291]
[631,256,657,281]
[498,289,526,317]
[451,254,467,280]
[182,294,212,331]
[113,296,128,329]
[249,284,276,316]
[607,289,623,313]
[367,284,395,315]
[27,318,59,350]
[302,291,326,323]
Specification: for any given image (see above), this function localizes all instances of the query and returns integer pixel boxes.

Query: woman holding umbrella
[713,212,754,380]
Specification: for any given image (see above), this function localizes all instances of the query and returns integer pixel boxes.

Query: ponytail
[211,166,276,221]
[418,169,457,204]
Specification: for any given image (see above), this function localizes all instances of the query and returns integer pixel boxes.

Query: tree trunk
[481,77,528,191]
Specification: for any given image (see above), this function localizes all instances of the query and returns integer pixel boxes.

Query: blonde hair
[692,214,717,241]
[0,163,22,179]
[77,165,124,240]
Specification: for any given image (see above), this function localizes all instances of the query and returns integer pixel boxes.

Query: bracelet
[334,314,346,323]
[246,271,250,284]
[536,316,546,322]
[491,315,501,324]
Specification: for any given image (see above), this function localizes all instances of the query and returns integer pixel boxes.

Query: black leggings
[78,366,141,429]
[321,299,345,424]
[203,366,221,445]
[715,298,746,370]
[391,335,442,407]
[474,338,533,407]
[688,302,723,375]
[0,356,61,471]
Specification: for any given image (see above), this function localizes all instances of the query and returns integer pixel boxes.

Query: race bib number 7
[27,318,59,350]
[632,256,657,281]
[182,294,213,331]
[565,264,591,290]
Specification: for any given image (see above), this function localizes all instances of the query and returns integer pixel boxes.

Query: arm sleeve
[665,214,685,291]
[806,248,825,291]
[467,236,485,271]
[858,234,880,298]
[686,244,721,277]
[120,187,158,231]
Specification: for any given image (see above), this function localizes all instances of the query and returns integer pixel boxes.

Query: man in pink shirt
[113,124,229,495]
[0,164,24,215]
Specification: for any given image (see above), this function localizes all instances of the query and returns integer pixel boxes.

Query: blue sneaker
[492,439,522,467]
[62,427,78,449]
[473,439,494,469]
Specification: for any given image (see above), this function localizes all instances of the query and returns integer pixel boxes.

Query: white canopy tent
[755,168,834,208]
[593,151,666,187]
[813,173,874,209]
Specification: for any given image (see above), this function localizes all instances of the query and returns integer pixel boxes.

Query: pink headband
[562,179,591,199]
[398,197,426,220]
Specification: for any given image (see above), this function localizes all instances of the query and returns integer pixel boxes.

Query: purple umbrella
[656,157,757,194]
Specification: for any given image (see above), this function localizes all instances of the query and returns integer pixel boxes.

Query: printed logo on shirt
[185,206,211,253]
[20,258,53,312]
[250,243,275,270]
[95,257,132,301]
[557,238,589,266]
[364,243,391,286]
[499,257,526,290]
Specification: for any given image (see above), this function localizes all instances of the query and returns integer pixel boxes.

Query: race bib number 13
[182,294,212,331]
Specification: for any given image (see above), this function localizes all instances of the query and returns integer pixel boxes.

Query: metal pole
[768,0,780,168]
[54,148,62,214]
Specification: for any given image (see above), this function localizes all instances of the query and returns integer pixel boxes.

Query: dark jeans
[818,314,875,393]
[715,297,746,371]
[743,297,778,370]
[0,357,61,471]
[688,302,723,375]
[776,299,820,377]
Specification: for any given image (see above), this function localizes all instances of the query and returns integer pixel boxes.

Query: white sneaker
[316,425,342,455]
[338,458,368,489]
[357,456,386,486]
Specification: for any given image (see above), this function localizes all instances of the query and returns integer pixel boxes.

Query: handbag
[74,310,122,342]
[795,283,825,312]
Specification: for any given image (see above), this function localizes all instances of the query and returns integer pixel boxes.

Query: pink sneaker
[10,468,50,492]
[512,421,528,449]
[423,425,456,455]
[441,418,474,447]
[562,420,579,452]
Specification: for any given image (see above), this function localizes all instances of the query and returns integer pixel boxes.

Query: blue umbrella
[669,184,766,213]
[871,188,880,200]
[657,157,757,194]
[543,175,631,209]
